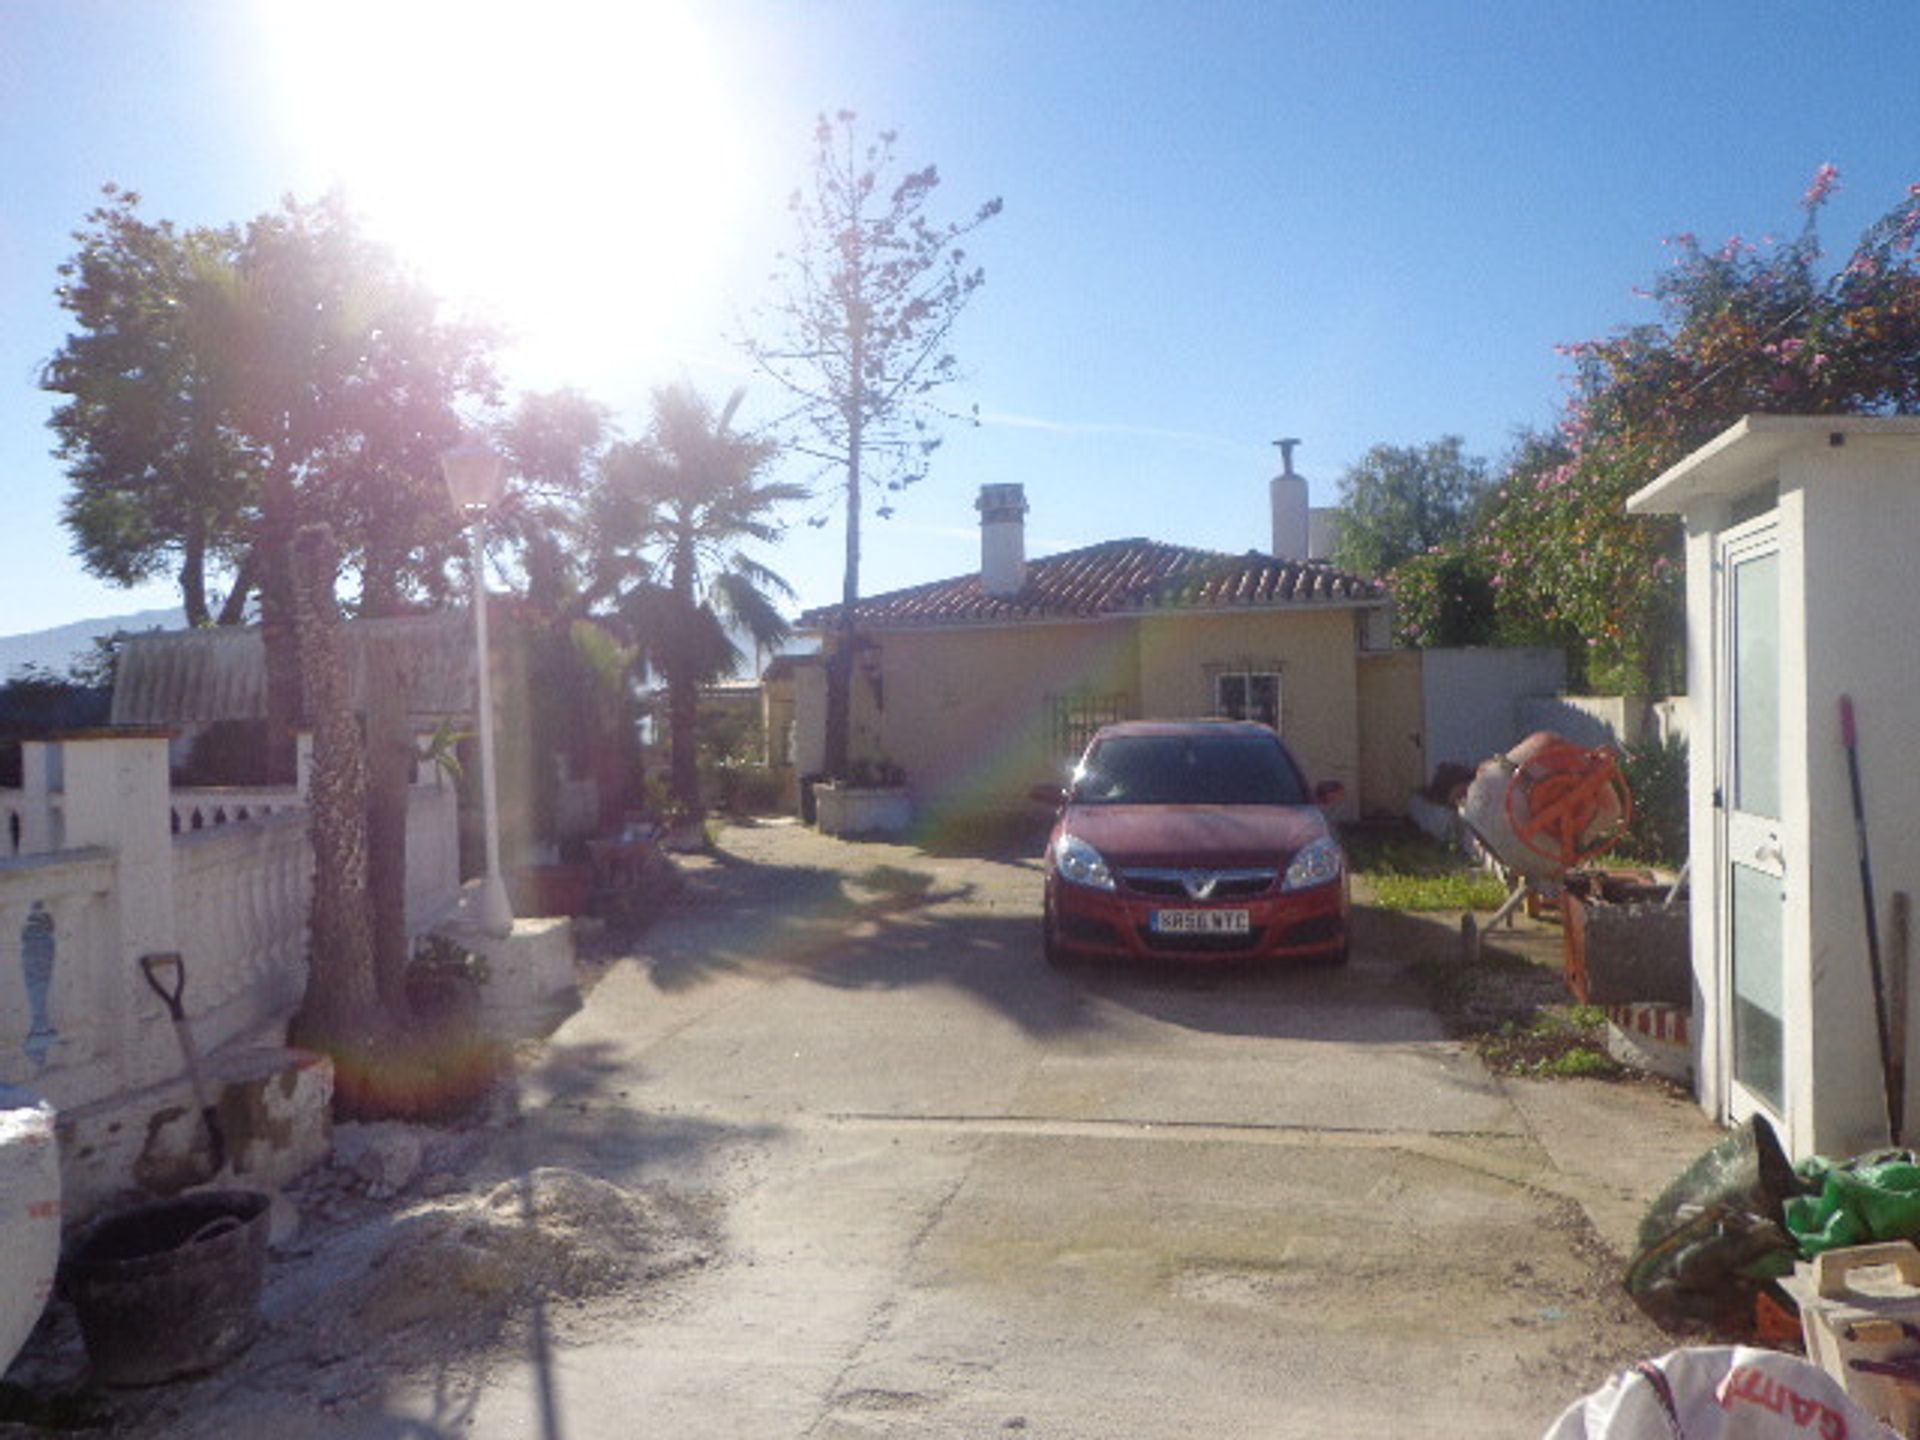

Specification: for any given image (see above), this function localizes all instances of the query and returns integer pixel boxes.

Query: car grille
[1138,925,1267,954]
[1116,867,1278,901]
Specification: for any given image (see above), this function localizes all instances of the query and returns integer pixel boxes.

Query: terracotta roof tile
[798,539,1383,630]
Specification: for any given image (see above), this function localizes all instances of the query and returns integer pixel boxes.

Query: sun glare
[258,0,754,386]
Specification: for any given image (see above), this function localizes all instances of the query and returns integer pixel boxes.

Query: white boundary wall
[0,733,461,1116]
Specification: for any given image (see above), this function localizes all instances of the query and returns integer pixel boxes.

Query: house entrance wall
[868,621,1143,818]
[1357,650,1424,818]
[1134,609,1360,819]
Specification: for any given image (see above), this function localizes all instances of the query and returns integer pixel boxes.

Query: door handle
[1753,841,1784,868]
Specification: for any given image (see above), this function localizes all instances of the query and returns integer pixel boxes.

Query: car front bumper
[1049,876,1348,963]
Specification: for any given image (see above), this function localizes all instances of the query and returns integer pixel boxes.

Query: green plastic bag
[1625,1116,1804,1333]
[1784,1152,1920,1255]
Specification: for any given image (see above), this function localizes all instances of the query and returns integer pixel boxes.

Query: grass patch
[1371,870,1509,912]
[1413,947,1625,1081]
[1347,827,1508,912]
[1478,1005,1623,1080]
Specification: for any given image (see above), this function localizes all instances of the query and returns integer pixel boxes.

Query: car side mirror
[1314,780,1346,807]
[1028,782,1069,807]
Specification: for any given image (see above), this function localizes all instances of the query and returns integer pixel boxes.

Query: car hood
[1059,804,1332,869]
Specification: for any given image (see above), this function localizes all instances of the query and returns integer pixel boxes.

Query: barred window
[1049,691,1131,765]
[1214,670,1281,730]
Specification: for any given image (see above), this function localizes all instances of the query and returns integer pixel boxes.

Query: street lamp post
[441,441,514,936]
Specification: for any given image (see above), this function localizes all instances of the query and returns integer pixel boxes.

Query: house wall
[1133,608,1361,819]
[790,662,830,777]
[867,619,1143,819]
[1651,425,1920,1159]
[1422,647,1568,774]
[2,733,471,1217]
[1357,651,1425,817]
[1680,499,1726,1129]
[1794,439,1920,1156]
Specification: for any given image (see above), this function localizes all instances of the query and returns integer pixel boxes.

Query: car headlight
[1053,833,1116,892]
[1282,837,1343,891]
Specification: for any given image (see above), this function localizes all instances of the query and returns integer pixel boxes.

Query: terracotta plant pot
[511,863,593,916]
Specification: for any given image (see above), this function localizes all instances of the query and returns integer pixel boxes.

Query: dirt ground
[1,819,1724,1438]
[2,1102,719,1438]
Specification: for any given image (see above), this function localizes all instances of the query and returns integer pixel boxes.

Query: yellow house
[788,483,1387,825]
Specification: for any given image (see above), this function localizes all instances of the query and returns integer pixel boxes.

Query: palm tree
[599,384,804,813]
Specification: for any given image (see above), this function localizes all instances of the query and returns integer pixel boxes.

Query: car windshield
[1071,733,1309,807]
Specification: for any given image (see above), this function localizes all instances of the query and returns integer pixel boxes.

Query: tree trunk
[669,537,702,809]
[824,393,864,781]
[180,516,209,629]
[257,460,303,782]
[668,660,700,809]
[363,633,413,1016]
[286,524,381,1056]
[216,548,258,626]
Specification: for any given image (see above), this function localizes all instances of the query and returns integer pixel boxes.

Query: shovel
[139,951,227,1179]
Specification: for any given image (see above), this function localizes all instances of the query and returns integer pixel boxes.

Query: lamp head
[440,441,507,511]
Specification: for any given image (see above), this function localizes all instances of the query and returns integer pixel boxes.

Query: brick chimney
[976,483,1029,596]
[1271,438,1309,561]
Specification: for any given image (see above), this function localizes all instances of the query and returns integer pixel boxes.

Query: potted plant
[403,934,489,1030]
[813,757,911,837]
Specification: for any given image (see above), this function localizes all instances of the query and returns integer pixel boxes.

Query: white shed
[1629,414,1920,1159]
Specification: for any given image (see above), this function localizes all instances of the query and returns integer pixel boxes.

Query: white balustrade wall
[0,850,116,1106]
[169,788,302,837]
[2,789,24,859]
[1,733,464,1117]
[169,811,313,1063]
[405,776,461,933]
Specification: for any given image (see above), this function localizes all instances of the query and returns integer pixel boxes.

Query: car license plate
[1152,909,1250,935]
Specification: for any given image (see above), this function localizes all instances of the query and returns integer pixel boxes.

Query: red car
[1035,720,1349,967]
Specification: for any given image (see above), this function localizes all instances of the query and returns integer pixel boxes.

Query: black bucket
[64,1190,270,1386]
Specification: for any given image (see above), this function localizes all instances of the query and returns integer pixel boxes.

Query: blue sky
[3,1,1917,641]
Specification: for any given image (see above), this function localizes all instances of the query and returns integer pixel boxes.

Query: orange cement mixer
[1460,732,1633,882]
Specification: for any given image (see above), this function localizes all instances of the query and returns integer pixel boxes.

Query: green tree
[43,189,257,627]
[743,111,1001,779]
[599,385,804,811]
[1431,169,1920,691]
[487,390,653,855]
[1331,435,1489,578]
[191,191,496,762]
[47,188,506,1106]
[493,387,615,625]
[45,188,497,766]
[1385,543,1499,648]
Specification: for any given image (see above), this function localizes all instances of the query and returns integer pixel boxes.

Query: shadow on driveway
[597,823,1491,1050]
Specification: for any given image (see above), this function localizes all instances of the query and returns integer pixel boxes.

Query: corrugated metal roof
[797,538,1384,631]
[111,613,475,726]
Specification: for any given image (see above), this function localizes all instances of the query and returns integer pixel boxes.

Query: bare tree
[743,111,1000,778]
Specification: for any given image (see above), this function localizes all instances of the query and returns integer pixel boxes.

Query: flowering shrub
[1404,170,1920,692]
[1387,544,1499,648]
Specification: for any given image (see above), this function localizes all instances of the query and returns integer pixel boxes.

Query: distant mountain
[0,608,184,681]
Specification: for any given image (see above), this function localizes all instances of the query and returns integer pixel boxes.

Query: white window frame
[1213,669,1282,730]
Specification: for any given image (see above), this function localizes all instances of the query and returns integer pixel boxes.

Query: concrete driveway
[383,817,1722,1439]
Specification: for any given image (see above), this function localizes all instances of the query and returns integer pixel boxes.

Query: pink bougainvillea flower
[1803,163,1842,209]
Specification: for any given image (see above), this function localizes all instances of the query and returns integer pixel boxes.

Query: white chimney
[977,483,1028,597]
[1270,438,1309,560]
[1308,507,1341,562]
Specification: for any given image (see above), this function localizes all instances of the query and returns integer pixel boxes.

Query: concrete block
[457,917,579,1038]
[55,1046,333,1227]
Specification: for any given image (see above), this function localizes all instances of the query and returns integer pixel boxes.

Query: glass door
[1721,520,1785,1120]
